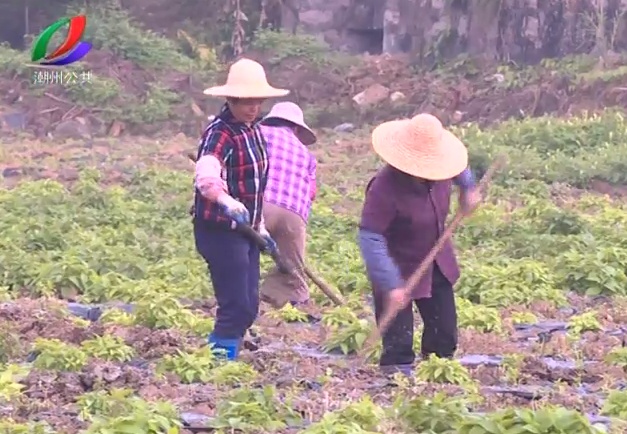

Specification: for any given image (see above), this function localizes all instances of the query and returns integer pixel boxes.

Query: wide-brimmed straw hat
[263,102,317,146]
[203,58,289,99]
[371,113,468,180]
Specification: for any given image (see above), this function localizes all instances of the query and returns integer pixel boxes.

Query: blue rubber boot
[208,334,241,361]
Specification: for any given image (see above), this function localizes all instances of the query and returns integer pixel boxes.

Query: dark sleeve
[359,176,397,235]
[358,229,404,292]
[453,167,476,191]
[199,126,234,163]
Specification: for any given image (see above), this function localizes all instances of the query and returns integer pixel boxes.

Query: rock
[489,73,505,83]
[0,111,27,131]
[2,167,22,178]
[390,91,406,103]
[451,111,464,123]
[333,123,355,133]
[52,119,91,140]
[300,9,334,29]
[92,362,123,383]
[58,168,80,182]
[352,84,390,107]
[108,120,124,137]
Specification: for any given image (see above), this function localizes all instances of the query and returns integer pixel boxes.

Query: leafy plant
[601,390,627,418]
[177,29,218,69]
[32,338,88,371]
[457,297,502,333]
[251,29,346,68]
[558,247,627,296]
[208,361,258,386]
[394,392,469,432]
[210,386,301,432]
[0,364,28,401]
[0,419,56,434]
[157,346,219,384]
[0,322,20,364]
[510,311,539,325]
[99,309,136,326]
[65,77,122,108]
[457,406,604,433]
[322,319,371,355]
[83,397,181,434]
[71,3,194,70]
[81,335,135,362]
[457,259,566,307]
[300,414,376,434]
[133,292,195,330]
[567,311,602,336]
[125,84,182,124]
[501,353,525,384]
[320,306,360,328]
[76,388,136,421]
[605,347,627,370]
[181,313,215,337]
[267,303,309,323]
[335,396,385,431]
[361,340,382,364]
[415,354,474,386]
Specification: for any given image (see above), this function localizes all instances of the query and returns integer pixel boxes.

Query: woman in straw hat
[257,101,318,308]
[358,113,481,375]
[193,58,288,361]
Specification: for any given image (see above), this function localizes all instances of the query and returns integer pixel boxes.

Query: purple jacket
[359,165,473,299]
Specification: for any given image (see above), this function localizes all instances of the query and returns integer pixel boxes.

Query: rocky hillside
[1,1,627,140]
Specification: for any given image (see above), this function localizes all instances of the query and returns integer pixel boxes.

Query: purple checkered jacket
[260,125,317,222]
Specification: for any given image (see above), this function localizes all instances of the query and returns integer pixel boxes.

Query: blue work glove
[259,226,277,254]
[217,194,250,225]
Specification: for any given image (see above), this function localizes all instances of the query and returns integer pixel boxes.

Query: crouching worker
[259,102,318,308]
[193,58,288,360]
[358,113,481,375]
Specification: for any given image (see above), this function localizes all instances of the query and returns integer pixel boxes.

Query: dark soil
[0,293,625,432]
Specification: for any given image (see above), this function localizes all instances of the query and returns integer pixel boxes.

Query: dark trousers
[372,265,458,366]
[194,222,261,339]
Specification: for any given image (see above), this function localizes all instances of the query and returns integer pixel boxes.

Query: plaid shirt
[194,104,268,230]
[260,125,317,222]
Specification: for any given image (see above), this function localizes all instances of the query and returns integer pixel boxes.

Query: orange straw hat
[203,58,289,99]
[371,113,468,180]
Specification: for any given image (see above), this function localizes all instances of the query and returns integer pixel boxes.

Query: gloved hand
[459,187,482,216]
[259,225,277,254]
[216,194,250,225]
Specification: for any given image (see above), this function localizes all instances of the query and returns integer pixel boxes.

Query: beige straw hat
[371,113,468,180]
[263,102,317,145]
[203,58,289,98]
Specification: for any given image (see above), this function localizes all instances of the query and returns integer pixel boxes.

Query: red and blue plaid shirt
[194,104,268,230]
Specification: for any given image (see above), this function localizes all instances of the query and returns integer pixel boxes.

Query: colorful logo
[31,15,91,66]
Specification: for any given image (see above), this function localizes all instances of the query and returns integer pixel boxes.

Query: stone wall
[289,0,627,62]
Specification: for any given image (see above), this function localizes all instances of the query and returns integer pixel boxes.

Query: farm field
[2,110,627,433]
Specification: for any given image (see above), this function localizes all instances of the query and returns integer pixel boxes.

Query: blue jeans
[194,221,261,340]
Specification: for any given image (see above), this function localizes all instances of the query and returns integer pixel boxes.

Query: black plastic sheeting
[67,302,134,321]
[177,411,613,433]
[50,301,621,431]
